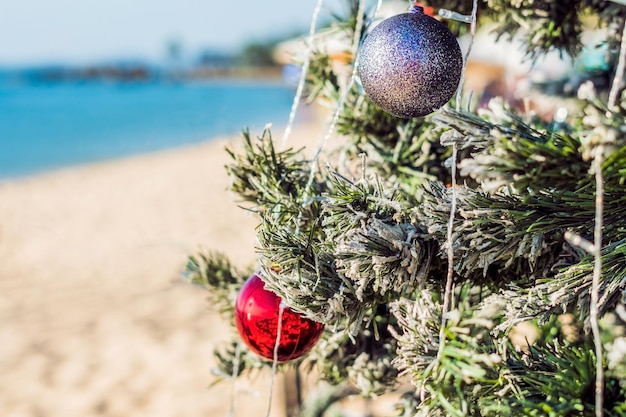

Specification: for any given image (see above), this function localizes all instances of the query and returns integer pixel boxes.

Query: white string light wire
[303,0,370,197]
[587,14,626,417]
[581,14,626,417]
[226,342,242,417]
[280,0,326,150]
[608,19,626,111]
[437,0,478,360]
[265,302,286,417]
[591,144,605,417]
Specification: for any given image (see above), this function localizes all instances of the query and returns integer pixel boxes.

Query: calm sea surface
[0,79,295,179]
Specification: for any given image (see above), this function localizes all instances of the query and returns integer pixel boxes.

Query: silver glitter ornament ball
[358,6,463,118]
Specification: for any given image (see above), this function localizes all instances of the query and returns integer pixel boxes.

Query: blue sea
[0,78,296,179]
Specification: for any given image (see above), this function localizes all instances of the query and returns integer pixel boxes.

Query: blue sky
[0,0,344,65]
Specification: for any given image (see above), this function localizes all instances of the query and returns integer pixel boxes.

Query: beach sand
[0,122,325,417]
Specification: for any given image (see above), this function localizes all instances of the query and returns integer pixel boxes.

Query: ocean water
[0,79,296,179]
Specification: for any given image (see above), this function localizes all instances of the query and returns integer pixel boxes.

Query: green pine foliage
[185,0,626,415]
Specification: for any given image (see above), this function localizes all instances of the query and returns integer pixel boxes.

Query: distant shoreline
[183,65,284,80]
[1,64,285,84]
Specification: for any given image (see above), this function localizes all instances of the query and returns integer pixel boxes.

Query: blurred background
[0,1,347,417]
[0,0,344,178]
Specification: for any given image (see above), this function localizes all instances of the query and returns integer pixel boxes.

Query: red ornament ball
[234,272,324,362]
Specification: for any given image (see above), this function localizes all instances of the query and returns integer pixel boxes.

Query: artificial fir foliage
[185,0,626,415]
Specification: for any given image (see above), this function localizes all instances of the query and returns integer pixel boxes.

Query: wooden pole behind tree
[283,367,303,417]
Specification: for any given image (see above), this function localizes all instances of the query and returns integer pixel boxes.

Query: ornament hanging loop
[438,8,474,23]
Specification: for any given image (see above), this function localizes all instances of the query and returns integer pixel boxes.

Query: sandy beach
[0,122,324,417]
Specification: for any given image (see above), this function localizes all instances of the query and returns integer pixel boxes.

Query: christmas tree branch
[184,251,247,318]
[225,128,317,218]
[436,102,588,193]
[392,287,625,416]
[309,316,399,396]
[489,238,626,333]
[256,170,437,330]
[502,339,625,416]
[391,287,506,416]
